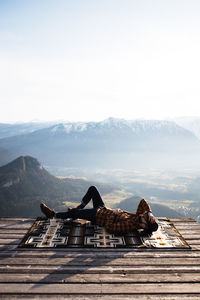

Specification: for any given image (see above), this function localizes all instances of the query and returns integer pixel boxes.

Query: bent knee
[88,186,97,192]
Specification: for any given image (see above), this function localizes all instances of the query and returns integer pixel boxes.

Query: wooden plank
[0,244,18,251]
[0,295,199,300]
[0,239,22,244]
[174,223,198,227]
[0,229,29,233]
[185,240,200,245]
[188,245,200,250]
[0,293,184,299]
[170,218,197,223]
[176,227,200,232]
[0,234,26,239]
[0,250,199,258]
[2,265,200,274]
[2,256,200,266]
[175,224,200,228]
[0,218,35,221]
[173,220,197,223]
[176,229,200,233]
[0,219,31,223]
[178,230,200,236]
[177,234,200,238]
[1,256,200,265]
[1,272,200,283]
[0,282,200,294]
[0,218,33,223]
[183,236,200,240]
[176,226,200,232]
[178,231,200,235]
[0,223,33,230]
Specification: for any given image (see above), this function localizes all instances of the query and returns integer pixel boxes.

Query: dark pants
[55,186,105,223]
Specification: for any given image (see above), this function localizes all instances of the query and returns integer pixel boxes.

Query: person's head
[142,220,158,235]
[148,221,158,233]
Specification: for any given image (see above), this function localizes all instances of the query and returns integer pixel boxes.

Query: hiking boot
[40,203,55,219]
[64,218,73,225]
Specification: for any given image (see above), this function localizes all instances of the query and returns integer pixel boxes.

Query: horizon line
[1,115,200,124]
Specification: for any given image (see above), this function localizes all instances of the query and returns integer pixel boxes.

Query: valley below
[48,165,200,222]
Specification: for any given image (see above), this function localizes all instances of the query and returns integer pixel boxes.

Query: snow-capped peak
[49,118,193,136]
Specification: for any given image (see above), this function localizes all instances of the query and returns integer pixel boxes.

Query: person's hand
[148,212,156,223]
[76,203,85,209]
[139,215,148,229]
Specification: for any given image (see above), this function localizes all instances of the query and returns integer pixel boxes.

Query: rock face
[0,155,57,190]
[0,156,59,217]
[0,156,115,217]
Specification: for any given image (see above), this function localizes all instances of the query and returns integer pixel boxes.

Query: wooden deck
[0,217,200,299]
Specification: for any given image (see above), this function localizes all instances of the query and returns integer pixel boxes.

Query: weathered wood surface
[2,256,200,265]
[1,282,200,294]
[0,217,199,299]
[1,272,200,283]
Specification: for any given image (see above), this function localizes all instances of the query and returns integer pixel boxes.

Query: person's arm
[147,211,157,223]
[119,210,135,217]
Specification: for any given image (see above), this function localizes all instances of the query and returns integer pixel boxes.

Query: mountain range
[0,121,57,139]
[0,117,200,169]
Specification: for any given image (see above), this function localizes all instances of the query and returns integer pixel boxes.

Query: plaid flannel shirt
[95,199,152,234]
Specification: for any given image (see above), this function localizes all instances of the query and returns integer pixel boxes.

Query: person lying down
[40,186,158,235]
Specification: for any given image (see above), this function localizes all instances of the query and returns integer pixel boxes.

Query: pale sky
[0,0,200,123]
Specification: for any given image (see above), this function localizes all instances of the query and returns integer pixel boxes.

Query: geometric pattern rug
[18,217,191,249]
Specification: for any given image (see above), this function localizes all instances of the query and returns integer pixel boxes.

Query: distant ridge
[0,146,14,166]
[1,155,42,173]
[115,196,183,218]
[0,121,57,139]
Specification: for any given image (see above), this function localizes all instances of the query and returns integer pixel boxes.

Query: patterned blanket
[19,217,190,249]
